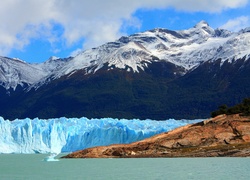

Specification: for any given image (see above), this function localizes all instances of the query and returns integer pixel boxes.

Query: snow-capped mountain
[0,56,70,90]
[1,21,250,120]
[1,21,250,90]
[0,57,47,90]
[51,21,238,77]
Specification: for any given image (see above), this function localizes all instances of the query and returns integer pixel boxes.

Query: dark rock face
[62,114,250,158]
[2,58,250,120]
[1,22,250,120]
[0,61,186,120]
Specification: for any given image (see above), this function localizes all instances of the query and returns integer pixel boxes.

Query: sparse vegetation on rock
[211,98,250,117]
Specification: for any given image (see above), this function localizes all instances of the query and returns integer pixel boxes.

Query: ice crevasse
[0,116,202,154]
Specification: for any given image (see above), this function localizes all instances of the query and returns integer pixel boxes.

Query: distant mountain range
[1,21,250,120]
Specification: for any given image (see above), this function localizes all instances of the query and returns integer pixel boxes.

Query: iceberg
[43,153,59,162]
[0,116,202,154]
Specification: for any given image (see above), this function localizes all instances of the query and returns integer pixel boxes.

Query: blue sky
[1,0,250,63]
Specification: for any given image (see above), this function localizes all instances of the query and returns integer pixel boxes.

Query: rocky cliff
[62,114,250,158]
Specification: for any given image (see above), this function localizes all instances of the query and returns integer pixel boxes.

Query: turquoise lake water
[0,154,250,180]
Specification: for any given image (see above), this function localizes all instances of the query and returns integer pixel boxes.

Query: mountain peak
[194,20,210,29]
[1,21,250,92]
[192,20,215,36]
[48,56,60,61]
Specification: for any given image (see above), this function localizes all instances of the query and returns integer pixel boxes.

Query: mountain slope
[0,57,46,90]
[44,21,237,80]
[1,21,250,120]
[1,21,250,90]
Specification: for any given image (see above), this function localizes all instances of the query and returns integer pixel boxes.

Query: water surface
[0,154,249,180]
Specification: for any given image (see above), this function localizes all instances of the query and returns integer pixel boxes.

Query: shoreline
[62,114,250,158]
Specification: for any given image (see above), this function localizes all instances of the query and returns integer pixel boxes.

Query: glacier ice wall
[0,116,202,154]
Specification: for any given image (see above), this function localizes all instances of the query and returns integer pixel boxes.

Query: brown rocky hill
[62,114,250,158]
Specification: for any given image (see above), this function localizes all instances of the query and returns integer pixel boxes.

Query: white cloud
[168,0,248,12]
[0,0,248,56]
[220,16,250,31]
[70,48,82,57]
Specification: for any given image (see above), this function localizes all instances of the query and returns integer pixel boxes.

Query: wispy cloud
[142,0,248,12]
[220,16,250,31]
[0,0,248,56]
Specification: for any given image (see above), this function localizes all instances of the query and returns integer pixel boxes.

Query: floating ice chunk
[43,153,59,162]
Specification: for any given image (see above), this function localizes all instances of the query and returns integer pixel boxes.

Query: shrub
[211,98,250,117]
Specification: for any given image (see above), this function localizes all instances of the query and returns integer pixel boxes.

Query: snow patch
[1,21,250,90]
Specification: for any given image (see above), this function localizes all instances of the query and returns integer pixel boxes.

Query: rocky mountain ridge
[1,21,250,120]
[1,21,250,91]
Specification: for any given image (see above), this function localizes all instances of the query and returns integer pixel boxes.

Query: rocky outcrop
[62,114,250,158]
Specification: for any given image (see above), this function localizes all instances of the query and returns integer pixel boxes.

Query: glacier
[0,116,202,154]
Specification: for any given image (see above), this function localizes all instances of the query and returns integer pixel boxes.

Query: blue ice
[0,116,202,154]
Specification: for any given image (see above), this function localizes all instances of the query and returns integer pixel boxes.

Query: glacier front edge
[0,117,202,154]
